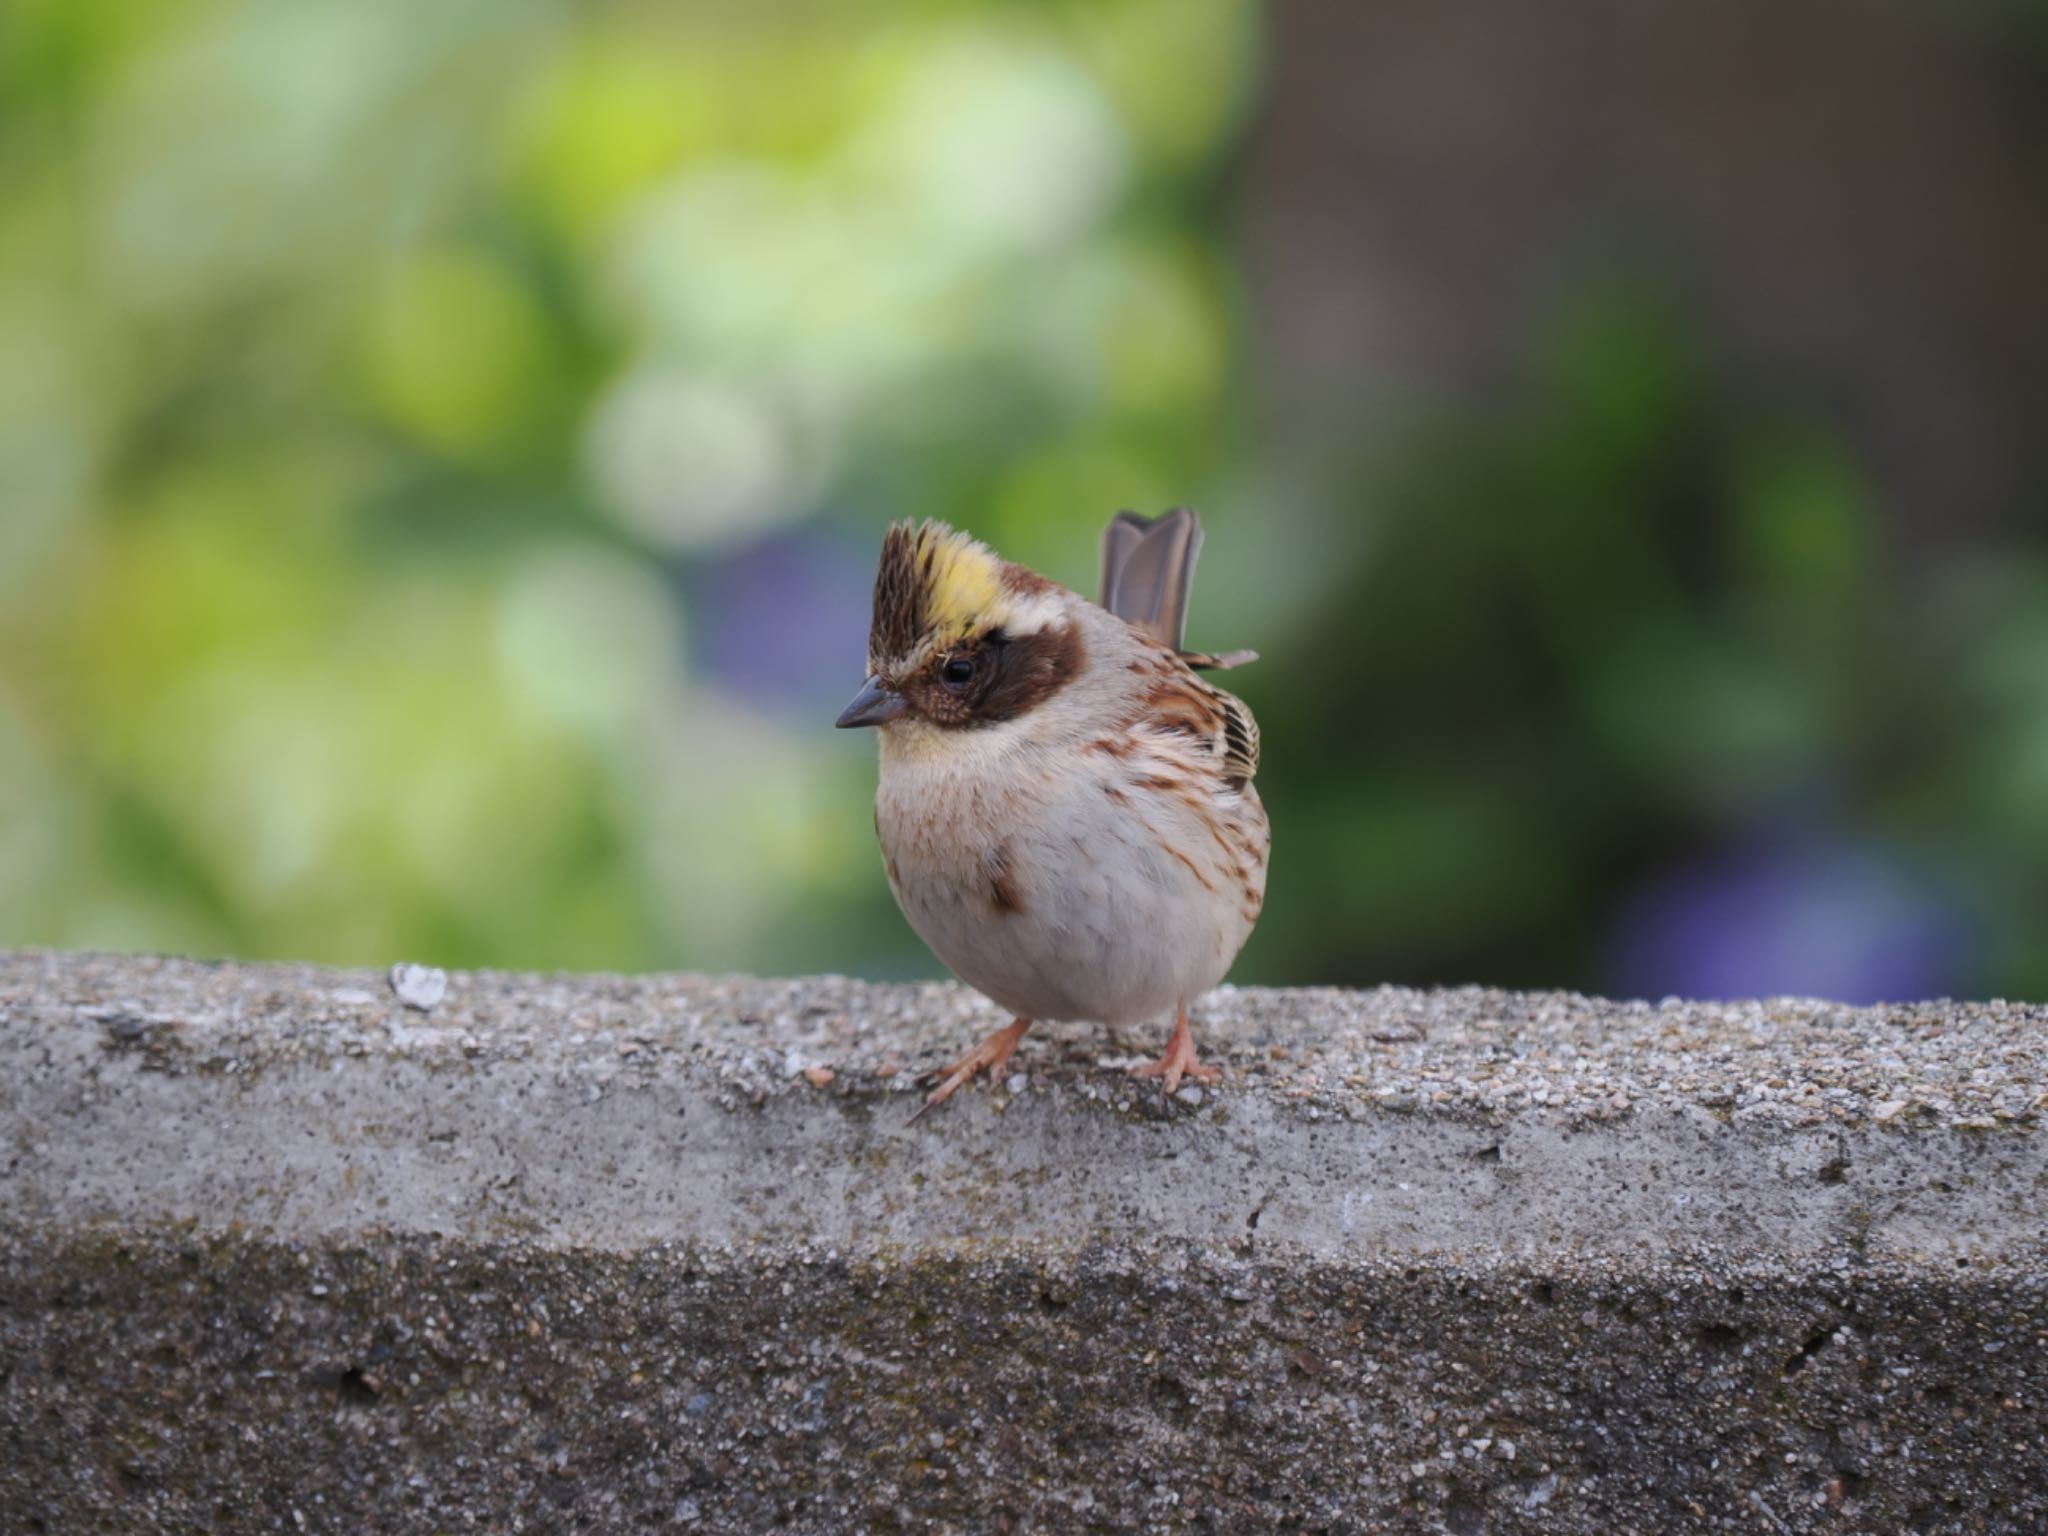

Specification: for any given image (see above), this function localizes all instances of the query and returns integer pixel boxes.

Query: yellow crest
[919,526,1002,639]
[871,520,1006,660]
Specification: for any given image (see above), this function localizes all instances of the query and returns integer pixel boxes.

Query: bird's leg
[910,1017,1031,1123]
[1129,1005,1222,1098]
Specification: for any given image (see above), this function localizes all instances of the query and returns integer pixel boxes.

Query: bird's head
[835,521,1086,734]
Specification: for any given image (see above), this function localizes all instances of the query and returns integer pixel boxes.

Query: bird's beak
[835,674,907,729]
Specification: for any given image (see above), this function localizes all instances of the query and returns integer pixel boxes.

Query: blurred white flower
[850,31,1129,257]
[494,542,685,737]
[585,369,813,554]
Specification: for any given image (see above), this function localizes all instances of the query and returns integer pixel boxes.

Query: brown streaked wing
[1215,685,1260,790]
[1140,665,1261,794]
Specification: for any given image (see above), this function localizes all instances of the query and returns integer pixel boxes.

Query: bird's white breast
[873,709,1266,1026]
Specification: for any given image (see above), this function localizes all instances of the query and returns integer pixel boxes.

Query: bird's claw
[908,1018,1030,1125]
[1128,1008,1221,1099]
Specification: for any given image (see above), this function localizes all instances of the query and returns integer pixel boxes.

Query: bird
[835,507,1268,1119]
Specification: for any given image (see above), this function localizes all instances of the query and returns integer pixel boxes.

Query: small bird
[836,508,1268,1118]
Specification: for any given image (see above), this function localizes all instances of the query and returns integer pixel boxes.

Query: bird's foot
[910,1018,1031,1124]
[1129,1008,1222,1098]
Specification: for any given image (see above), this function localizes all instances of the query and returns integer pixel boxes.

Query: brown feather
[1099,507,1203,651]
[870,522,928,663]
[983,841,1025,914]
[1217,688,1260,790]
[1139,666,1261,794]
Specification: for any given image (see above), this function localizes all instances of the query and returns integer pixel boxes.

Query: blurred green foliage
[1,0,2042,1003]
[0,0,1259,979]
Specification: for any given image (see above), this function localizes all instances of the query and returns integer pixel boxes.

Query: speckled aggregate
[1,951,2043,1533]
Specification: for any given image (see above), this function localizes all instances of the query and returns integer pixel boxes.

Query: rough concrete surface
[1,950,2044,1533]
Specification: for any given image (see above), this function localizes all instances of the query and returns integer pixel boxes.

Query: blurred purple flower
[1607,836,1975,1005]
[688,528,874,713]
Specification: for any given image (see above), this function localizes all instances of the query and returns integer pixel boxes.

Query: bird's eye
[940,656,976,689]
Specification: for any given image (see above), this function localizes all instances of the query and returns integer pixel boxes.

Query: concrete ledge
[2,951,2044,1532]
